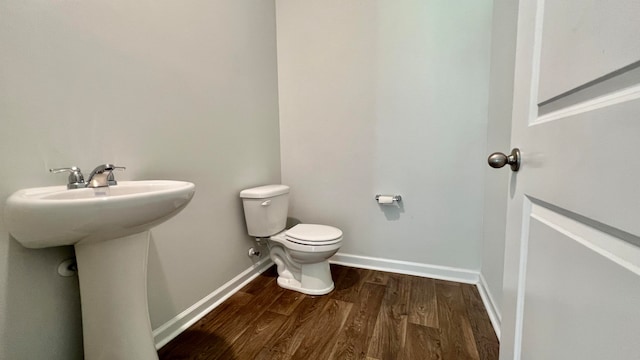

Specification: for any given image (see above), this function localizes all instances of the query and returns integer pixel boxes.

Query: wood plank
[460,284,499,360]
[362,269,389,286]
[290,299,353,360]
[366,274,411,360]
[436,283,480,360]
[435,278,461,287]
[269,289,306,316]
[266,294,332,355]
[255,348,293,360]
[218,310,288,360]
[408,275,439,327]
[331,266,367,303]
[366,308,407,360]
[328,283,386,359]
[188,278,286,359]
[158,291,253,359]
[399,323,442,360]
[199,291,254,334]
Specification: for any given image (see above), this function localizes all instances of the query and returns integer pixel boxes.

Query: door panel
[526,95,640,237]
[521,203,640,359]
[537,0,640,102]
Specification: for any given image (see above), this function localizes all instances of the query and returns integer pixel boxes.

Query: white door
[499,1,640,359]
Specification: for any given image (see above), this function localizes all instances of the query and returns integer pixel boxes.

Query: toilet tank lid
[240,184,290,199]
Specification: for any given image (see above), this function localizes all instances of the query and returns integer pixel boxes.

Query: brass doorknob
[488,148,520,171]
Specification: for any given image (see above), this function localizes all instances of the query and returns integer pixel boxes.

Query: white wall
[0,1,280,359]
[277,0,493,270]
[480,0,519,326]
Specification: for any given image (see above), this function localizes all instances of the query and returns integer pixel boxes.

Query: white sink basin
[5,180,195,248]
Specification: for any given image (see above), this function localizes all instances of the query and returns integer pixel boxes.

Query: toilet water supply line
[248,238,268,257]
[248,248,261,257]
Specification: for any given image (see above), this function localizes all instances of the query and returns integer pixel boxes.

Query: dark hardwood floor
[158,265,499,360]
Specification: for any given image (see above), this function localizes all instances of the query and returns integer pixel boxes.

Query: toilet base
[269,245,336,295]
[277,276,335,295]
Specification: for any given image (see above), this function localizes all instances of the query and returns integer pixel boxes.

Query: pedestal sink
[4,181,196,360]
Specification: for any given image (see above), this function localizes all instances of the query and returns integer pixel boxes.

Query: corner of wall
[477,272,502,339]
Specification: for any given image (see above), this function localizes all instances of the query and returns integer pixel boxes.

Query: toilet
[240,184,343,295]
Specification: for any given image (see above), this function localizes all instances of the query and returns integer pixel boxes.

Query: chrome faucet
[85,164,126,188]
[50,164,126,188]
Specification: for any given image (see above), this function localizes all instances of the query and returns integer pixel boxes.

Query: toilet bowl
[239,185,343,295]
[268,224,342,295]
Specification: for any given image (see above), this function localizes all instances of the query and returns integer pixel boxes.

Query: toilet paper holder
[375,194,402,203]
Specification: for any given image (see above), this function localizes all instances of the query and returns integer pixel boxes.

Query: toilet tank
[239,185,290,237]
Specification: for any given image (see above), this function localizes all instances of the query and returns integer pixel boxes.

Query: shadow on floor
[332,265,361,291]
[158,330,235,360]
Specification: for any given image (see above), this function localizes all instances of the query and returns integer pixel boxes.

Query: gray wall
[480,0,519,324]
[0,1,280,359]
[276,0,493,270]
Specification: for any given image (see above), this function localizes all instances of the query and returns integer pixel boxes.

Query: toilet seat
[284,224,343,246]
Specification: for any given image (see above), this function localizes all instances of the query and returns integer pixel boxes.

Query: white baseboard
[152,257,274,349]
[330,252,480,284]
[477,272,502,340]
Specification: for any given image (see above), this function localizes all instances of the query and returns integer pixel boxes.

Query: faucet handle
[107,165,126,186]
[50,166,86,189]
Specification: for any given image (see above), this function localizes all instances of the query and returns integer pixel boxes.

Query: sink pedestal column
[75,231,158,360]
